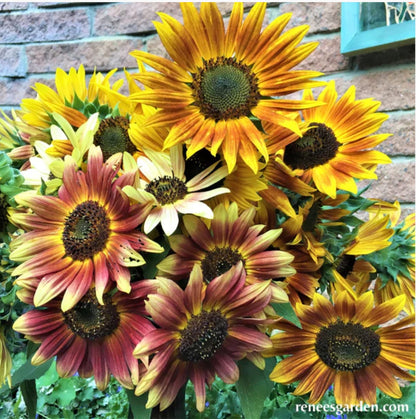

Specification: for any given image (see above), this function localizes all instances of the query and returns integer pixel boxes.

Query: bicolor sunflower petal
[10,146,163,310]
[269,80,391,198]
[129,2,324,173]
[13,283,156,390]
[133,262,272,412]
[157,202,294,302]
[269,290,415,405]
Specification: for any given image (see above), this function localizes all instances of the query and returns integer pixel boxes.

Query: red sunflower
[133,262,273,412]
[10,146,163,311]
[13,282,157,390]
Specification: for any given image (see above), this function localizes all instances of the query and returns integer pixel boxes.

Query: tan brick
[359,160,415,203]
[93,2,183,36]
[400,206,415,220]
[280,2,341,34]
[0,77,54,106]
[296,36,349,73]
[330,67,415,112]
[26,39,142,74]
[375,111,415,156]
[0,46,26,77]
[0,9,90,43]
[94,2,259,37]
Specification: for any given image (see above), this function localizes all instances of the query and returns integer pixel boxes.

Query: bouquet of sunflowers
[0,3,414,418]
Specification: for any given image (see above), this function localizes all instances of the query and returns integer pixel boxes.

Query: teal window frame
[341,2,415,56]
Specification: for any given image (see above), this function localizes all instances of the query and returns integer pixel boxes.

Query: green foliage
[271,302,302,328]
[235,358,275,419]
[364,220,414,287]
[125,389,151,419]
[63,94,122,121]
[0,355,129,418]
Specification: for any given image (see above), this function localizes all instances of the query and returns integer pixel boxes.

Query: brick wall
[0,2,414,214]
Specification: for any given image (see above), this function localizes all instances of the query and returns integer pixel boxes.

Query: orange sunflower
[9,146,163,311]
[268,291,415,405]
[129,2,324,173]
[269,80,391,198]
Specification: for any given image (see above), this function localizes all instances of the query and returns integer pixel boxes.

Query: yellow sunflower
[21,65,130,130]
[19,65,140,164]
[268,291,415,405]
[270,80,392,198]
[335,202,415,314]
[0,327,11,387]
[129,2,324,173]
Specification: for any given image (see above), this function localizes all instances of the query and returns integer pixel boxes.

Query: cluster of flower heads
[0,2,414,413]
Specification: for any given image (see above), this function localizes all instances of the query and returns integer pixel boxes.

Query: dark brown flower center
[284,122,340,170]
[145,175,187,205]
[63,290,120,340]
[178,310,228,362]
[62,200,110,261]
[94,116,136,161]
[201,246,243,282]
[335,254,356,278]
[192,57,259,121]
[315,320,381,371]
[184,148,221,180]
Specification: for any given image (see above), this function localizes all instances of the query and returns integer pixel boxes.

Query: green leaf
[235,357,275,419]
[52,379,76,407]
[20,380,37,419]
[125,389,151,419]
[36,359,59,388]
[142,234,170,279]
[10,357,54,390]
[271,302,301,328]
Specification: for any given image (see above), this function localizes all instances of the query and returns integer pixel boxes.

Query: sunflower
[268,291,415,405]
[157,202,294,302]
[21,65,130,130]
[9,146,163,311]
[269,80,392,198]
[284,248,322,306]
[13,282,157,390]
[0,109,41,160]
[0,327,12,387]
[336,203,415,314]
[320,202,395,300]
[19,65,140,164]
[122,145,230,236]
[129,2,324,173]
[133,262,273,412]
[184,148,268,212]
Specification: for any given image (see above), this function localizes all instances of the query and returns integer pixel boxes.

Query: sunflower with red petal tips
[268,291,415,405]
[269,80,391,198]
[9,146,163,311]
[13,281,157,391]
[129,2,324,173]
[157,202,295,302]
[133,262,273,412]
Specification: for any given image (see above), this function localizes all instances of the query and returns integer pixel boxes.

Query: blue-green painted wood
[341,2,415,56]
